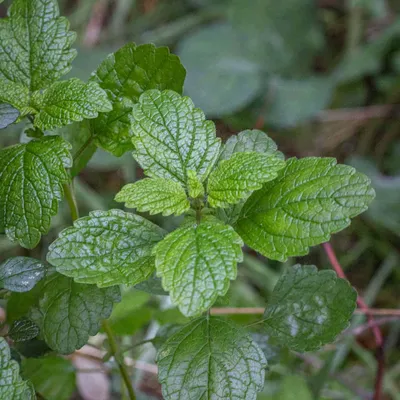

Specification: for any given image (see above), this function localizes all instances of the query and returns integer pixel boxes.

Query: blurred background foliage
[1,0,400,399]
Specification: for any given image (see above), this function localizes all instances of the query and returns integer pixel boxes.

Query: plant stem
[102,320,136,400]
[346,0,364,53]
[73,136,94,163]
[63,182,79,222]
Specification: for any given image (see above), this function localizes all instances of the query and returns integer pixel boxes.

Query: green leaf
[264,77,334,128]
[33,78,112,130]
[177,23,262,116]
[236,158,375,261]
[135,274,168,296]
[132,89,221,184]
[47,209,166,287]
[187,170,204,198]
[0,257,46,292]
[0,337,35,399]
[228,0,323,76]
[268,375,313,400]
[349,156,400,237]
[30,273,120,354]
[154,308,190,326]
[219,129,283,161]
[90,43,186,156]
[0,0,76,91]
[263,265,356,351]
[0,81,30,112]
[108,290,152,335]
[8,318,39,342]
[251,332,281,365]
[157,317,266,400]
[115,178,190,216]
[207,152,286,208]
[154,216,243,316]
[0,136,72,249]
[0,104,19,129]
[22,356,76,400]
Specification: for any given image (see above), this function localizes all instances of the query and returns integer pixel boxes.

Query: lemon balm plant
[0,0,375,399]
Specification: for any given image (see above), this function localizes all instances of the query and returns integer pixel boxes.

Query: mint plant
[0,0,376,399]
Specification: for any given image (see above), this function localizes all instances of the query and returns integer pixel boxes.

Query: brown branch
[323,242,385,400]
[317,105,400,122]
[83,0,108,47]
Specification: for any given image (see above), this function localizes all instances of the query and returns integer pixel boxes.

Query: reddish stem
[323,242,384,400]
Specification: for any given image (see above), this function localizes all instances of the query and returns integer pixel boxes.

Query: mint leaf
[30,273,120,354]
[264,77,334,128]
[8,318,39,342]
[132,90,220,184]
[208,152,286,208]
[0,81,30,111]
[0,0,76,91]
[157,317,266,400]
[33,79,112,130]
[135,274,168,296]
[270,375,313,400]
[177,23,262,116]
[115,178,190,216]
[154,217,243,316]
[0,136,72,249]
[236,158,375,261]
[108,290,153,335]
[187,170,204,198]
[0,104,19,129]
[47,209,166,287]
[0,337,35,399]
[90,43,186,156]
[263,265,357,351]
[22,356,76,400]
[0,257,46,292]
[219,129,284,161]
[228,0,323,76]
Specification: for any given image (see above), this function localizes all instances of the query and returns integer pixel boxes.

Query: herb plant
[0,0,376,399]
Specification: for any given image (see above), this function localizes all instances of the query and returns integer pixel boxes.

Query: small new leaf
[219,129,284,161]
[236,158,375,260]
[0,337,35,399]
[33,79,112,130]
[30,273,120,354]
[208,152,286,208]
[157,317,266,400]
[91,43,186,156]
[47,209,166,287]
[0,103,19,129]
[0,257,46,292]
[115,178,190,216]
[132,90,221,184]
[187,170,204,198]
[8,318,39,342]
[0,136,72,249]
[154,217,243,316]
[263,265,357,351]
[0,0,76,91]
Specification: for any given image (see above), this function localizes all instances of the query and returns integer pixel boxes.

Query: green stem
[63,182,79,222]
[102,320,136,400]
[346,0,363,53]
[73,136,94,163]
